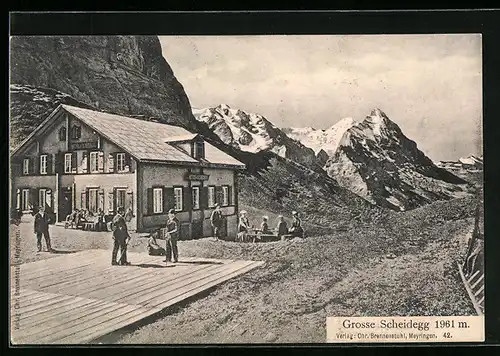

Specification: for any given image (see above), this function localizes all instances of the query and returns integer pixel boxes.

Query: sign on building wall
[185,173,210,181]
[71,141,98,150]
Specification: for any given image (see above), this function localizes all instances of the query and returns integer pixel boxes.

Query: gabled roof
[164,133,199,143]
[12,104,246,169]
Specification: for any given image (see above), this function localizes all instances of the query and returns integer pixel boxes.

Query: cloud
[160,35,482,160]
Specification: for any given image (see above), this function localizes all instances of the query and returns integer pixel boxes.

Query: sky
[159,35,482,161]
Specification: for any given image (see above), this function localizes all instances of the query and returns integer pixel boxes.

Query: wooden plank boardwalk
[10,249,264,344]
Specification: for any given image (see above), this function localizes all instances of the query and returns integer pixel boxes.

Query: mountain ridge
[324,108,473,210]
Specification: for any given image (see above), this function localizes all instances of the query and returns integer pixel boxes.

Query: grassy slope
[10,196,477,344]
[108,196,477,344]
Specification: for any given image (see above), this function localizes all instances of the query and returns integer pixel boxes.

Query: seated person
[147,231,166,256]
[276,215,289,240]
[65,210,78,228]
[260,216,271,234]
[289,211,304,238]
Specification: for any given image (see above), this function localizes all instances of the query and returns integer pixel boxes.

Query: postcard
[9,31,483,345]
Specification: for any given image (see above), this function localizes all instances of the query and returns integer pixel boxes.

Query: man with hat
[164,209,180,263]
[34,205,54,253]
[210,204,224,241]
[289,211,304,238]
[111,206,131,265]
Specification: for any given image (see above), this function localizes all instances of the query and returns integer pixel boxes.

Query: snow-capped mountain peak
[284,117,357,157]
[325,108,472,211]
[192,104,317,166]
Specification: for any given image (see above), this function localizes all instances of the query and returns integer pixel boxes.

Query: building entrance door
[59,188,73,222]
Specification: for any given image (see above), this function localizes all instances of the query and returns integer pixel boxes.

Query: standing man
[210,204,223,241]
[164,209,180,264]
[111,207,131,266]
[34,206,53,253]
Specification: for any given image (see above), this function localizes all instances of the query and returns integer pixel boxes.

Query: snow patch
[286,117,356,156]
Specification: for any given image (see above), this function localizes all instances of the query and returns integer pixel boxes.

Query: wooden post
[54,173,60,222]
[187,169,193,240]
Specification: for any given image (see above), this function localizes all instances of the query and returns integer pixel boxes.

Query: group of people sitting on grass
[237,210,304,242]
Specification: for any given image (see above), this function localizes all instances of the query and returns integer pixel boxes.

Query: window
[89,152,99,173]
[192,186,200,210]
[64,153,72,173]
[23,159,29,175]
[40,155,48,175]
[174,187,183,211]
[222,186,229,206]
[116,153,125,172]
[77,152,88,174]
[208,186,216,208]
[116,189,126,210]
[59,127,67,141]
[21,189,30,211]
[39,189,46,208]
[71,125,81,140]
[193,141,205,159]
[88,188,98,214]
[153,188,163,214]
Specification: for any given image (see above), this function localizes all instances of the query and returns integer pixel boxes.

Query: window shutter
[107,153,114,173]
[71,152,77,172]
[46,154,53,175]
[165,187,175,212]
[98,152,104,173]
[108,191,114,213]
[98,190,105,211]
[31,157,37,175]
[228,186,233,205]
[126,191,134,211]
[55,152,63,174]
[183,187,192,212]
[125,154,131,172]
[199,187,207,209]
[147,188,153,215]
[81,190,87,210]
[86,151,90,173]
[16,189,20,210]
[114,153,118,172]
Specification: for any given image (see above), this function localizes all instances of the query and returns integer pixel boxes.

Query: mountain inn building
[10,104,246,238]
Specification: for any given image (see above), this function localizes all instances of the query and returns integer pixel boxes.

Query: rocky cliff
[10,36,200,133]
[324,109,473,211]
